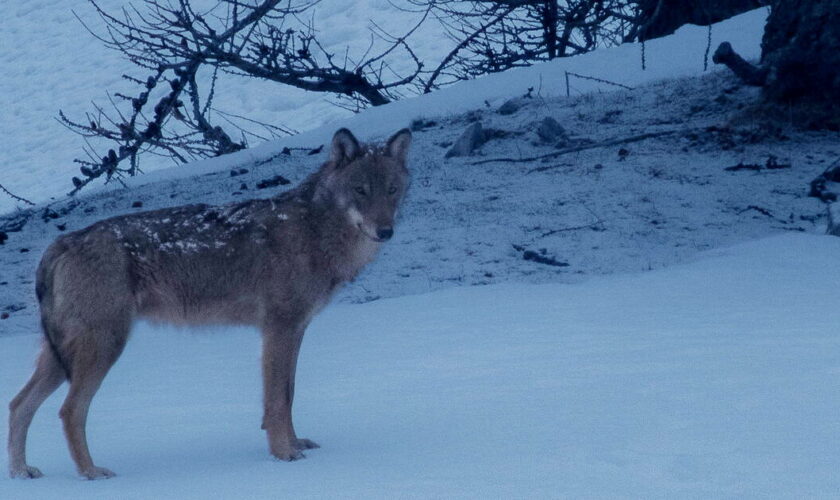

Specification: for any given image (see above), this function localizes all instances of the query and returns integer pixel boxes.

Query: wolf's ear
[386,128,412,164]
[330,128,360,165]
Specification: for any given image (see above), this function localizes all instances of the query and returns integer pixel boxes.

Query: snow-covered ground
[0,0,448,215]
[0,5,769,215]
[2,66,835,334]
[3,4,840,497]
[2,233,840,498]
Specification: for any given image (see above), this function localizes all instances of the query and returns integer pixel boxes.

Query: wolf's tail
[36,244,72,381]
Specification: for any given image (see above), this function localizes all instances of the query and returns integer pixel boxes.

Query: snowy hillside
[0,0,449,215]
[2,233,840,497]
[0,6,770,215]
[2,4,840,497]
[2,66,836,335]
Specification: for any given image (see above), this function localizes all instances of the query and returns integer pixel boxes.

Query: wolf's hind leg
[59,323,129,480]
[8,345,66,479]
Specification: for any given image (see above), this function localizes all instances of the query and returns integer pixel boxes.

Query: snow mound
[2,232,839,497]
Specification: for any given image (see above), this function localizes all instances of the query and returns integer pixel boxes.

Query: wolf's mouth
[357,224,386,242]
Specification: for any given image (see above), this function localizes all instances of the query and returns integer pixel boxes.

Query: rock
[498,97,529,115]
[41,208,60,221]
[256,175,291,189]
[535,117,567,144]
[809,164,840,202]
[522,249,569,267]
[410,118,438,131]
[445,122,485,158]
[828,203,840,237]
[0,211,32,233]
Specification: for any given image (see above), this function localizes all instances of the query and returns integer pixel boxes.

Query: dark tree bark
[634,0,765,41]
[712,42,768,86]
[760,0,840,105]
[714,0,840,129]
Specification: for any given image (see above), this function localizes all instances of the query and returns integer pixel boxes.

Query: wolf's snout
[376,227,394,241]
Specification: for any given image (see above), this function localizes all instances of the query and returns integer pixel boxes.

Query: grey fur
[8,128,412,480]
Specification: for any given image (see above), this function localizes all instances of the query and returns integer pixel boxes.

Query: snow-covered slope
[2,233,839,497]
[0,6,768,214]
[0,0,448,215]
[0,65,838,336]
[122,6,771,191]
[1,67,836,335]
[2,5,839,496]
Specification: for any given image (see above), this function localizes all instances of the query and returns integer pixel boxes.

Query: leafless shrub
[60,0,425,194]
[413,0,640,92]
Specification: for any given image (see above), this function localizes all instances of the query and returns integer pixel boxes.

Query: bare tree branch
[61,0,426,195]
[0,184,36,207]
[415,0,638,91]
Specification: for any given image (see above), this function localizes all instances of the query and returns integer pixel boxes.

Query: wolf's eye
[388,186,397,195]
[354,186,366,196]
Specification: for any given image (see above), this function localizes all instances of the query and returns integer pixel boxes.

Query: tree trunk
[542,0,559,59]
[637,0,764,41]
[760,0,840,106]
[712,0,840,129]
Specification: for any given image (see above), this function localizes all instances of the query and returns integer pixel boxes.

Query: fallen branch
[512,244,570,267]
[724,162,763,171]
[470,129,685,167]
[523,250,569,267]
[540,220,603,237]
[725,156,791,172]
[712,42,767,87]
[737,205,773,217]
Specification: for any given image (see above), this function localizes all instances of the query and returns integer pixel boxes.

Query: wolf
[7,128,411,479]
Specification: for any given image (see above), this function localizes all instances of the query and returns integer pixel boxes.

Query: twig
[565,71,633,92]
[540,220,603,237]
[471,129,686,167]
[703,25,712,71]
[0,184,36,206]
[737,205,773,217]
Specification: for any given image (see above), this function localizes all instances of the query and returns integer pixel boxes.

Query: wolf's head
[313,128,412,242]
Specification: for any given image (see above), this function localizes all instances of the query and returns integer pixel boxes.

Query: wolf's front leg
[261,323,317,461]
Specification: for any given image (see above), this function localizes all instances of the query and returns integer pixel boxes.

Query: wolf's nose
[377,227,394,241]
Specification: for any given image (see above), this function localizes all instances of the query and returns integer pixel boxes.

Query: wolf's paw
[9,465,44,479]
[271,446,306,462]
[294,438,320,450]
[80,466,116,480]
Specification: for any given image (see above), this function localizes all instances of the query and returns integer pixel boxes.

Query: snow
[0,5,768,214]
[2,66,836,336]
[2,233,840,497]
[118,7,773,191]
[0,0,448,215]
[3,4,839,496]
